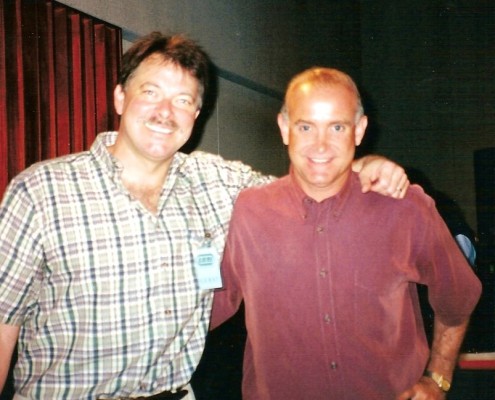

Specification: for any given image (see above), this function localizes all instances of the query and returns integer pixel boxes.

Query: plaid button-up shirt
[0,132,271,399]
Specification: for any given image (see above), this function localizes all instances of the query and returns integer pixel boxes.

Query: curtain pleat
[0,2,7,193]
[4,1,26,181]
[0,0,122,196]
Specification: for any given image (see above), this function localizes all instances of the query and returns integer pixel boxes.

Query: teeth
[144,121,173,134]
[311,158,328,164]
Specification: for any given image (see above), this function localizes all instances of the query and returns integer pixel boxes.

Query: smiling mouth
[144,121,176,134]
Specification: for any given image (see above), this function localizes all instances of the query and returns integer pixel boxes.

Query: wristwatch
[423,370,451,392]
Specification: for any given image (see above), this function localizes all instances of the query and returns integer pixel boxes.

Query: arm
[210,202,245,331]
[352,155,410,198]
[210,242,243,330]
[397,317,470,400]
[210,289,242,331]
[0,323,19,393]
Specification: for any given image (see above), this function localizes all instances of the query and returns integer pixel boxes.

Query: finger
[396,389,414,400]
[392,181,409,199]
[360,178,373,193]
[389,167,406,190]
[396,172,409,191]
[381,165,405,195]
[397,179,410,198]
[385,168,409,198]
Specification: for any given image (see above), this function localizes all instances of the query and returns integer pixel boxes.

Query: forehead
[129,55,199,89]
[287,82,357,118]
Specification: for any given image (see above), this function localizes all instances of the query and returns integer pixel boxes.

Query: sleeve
[209,211,244,330]
[416,195,482,327]
[190,151,275,193]
[0,178,44,325]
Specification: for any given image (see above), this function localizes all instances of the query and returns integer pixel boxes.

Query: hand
[396,376,446,400]
[0,323,20,392]
[353,155,410,198]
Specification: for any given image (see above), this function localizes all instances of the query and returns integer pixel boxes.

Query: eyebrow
[294,119,313,125]
[139,82,196,97]
[139,82,160,89]
[293,119,352,125]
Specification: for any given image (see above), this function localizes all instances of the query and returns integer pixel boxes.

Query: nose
[156,98,173,118]
[315,131,329,153]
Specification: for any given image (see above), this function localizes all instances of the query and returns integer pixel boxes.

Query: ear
[354,115,368,146]
[277,113,290,145]
[114,85,125,116]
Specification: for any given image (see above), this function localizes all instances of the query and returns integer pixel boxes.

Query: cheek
[121,98,152,118]
[289,134,312,150]
[176,110,199,127]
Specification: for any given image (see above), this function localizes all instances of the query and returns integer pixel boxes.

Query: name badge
[194,243,222,290]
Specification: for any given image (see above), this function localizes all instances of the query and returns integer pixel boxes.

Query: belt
[99,389,188,400]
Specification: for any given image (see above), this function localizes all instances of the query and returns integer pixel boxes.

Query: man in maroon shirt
[211,67,482,399]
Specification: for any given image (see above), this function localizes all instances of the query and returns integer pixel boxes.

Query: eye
[173,95,197,110]
[296,123,312,133]
[175,97,192,106]
[332,124,346,133]
[142,88,157,98]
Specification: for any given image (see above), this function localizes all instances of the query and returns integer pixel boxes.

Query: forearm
[351,154,384,173]
[0,323,19,392]
[351,157,365,173]
[426,317,470,380]
[397,317,470,399]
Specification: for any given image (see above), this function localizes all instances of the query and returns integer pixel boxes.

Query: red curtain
[0,0,122,196]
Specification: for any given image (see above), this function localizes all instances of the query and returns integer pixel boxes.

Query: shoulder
[3,151,93,205]
[396,183,436,215]
[13,151,91,183]
[235,176,288,207]
[178,151,274,186]
[349,175,437,227]
[364,179,435,211]
[181,151,254,173]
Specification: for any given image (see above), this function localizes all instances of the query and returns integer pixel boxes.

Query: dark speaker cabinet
[472,147,495,351]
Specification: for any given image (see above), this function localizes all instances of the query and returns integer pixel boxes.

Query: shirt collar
[287,166,355,221]
[90,131,186,186]
[90,131,122,180]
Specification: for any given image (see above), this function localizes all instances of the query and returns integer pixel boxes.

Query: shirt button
[330,362,338,370]
[316,226,324,233]
[323,314,331,324]
[319,269,328,277]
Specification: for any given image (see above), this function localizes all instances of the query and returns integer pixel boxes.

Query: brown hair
[118,32,210,107]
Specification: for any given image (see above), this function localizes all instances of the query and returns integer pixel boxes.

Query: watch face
[426,371,451,392]
[441,380,451,391]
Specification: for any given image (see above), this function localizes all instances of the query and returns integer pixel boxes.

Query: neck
[107,144,173,214]
[122,176,164,214]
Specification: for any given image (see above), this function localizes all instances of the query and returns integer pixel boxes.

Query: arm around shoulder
[353,155,409,198]
[0,323,19,393]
